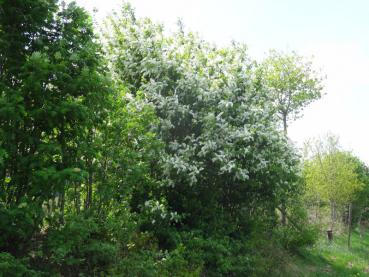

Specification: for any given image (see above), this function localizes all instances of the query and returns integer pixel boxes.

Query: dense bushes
[0,253,39,277]
[107,1,301,233]
[0,1,321,276]
[0,204,41,255]
[41,216,117,275]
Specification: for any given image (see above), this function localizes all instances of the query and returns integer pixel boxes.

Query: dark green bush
[0,204,41,255]
[275,224,318,252]
[42,215,117,276]
[0,252,40,277]
[273,203,319,251]
[179,232,254,277]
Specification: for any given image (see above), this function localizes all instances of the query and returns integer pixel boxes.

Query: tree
[0,0,111,254]
[260,50,323,135]
[259,50,323,225]
[1,1,192,274]
[105,8,309,274]
[106,4,301,239]
[347,156,369,238]
[304,136,363,240]
[0,1,324,274]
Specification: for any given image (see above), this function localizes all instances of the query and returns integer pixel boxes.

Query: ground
[286,230,369,276]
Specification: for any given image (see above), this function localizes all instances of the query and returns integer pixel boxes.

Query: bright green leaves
[0,0,112,254]
[303,137,364,206]
[0,1,336,275]
[259,50,323,131]
[305,151,363,205]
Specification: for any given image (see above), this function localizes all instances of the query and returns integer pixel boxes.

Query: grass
[286,229,369,276]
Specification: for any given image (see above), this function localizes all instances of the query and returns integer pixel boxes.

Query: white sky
[76,0,369,164]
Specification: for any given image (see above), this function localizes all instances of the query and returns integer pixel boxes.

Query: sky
[76,0,369,164]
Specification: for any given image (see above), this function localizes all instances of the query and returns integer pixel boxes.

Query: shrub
[0,252,40,277]
[0,204,41,255]
[42,215,118,276]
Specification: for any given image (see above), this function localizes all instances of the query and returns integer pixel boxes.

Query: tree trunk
[348,203,352,249]
[315,198,320,223]
[85,166,93,210]
[60,191,65,224]
[358,210,363,239]
[281,202,287,226]
[282,114,288,136]
[330,200,335,232]
[74,182,81,214]
[280,114,288,225]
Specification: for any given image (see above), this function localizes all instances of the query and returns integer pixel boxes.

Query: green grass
[286,229,369,276]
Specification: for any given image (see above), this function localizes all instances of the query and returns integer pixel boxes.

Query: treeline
[303,135,369,247]
[0,1,368,276]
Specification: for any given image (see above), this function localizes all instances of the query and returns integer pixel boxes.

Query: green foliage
[289,231,369,276]
[0,203,42,254]
[183,234,254,276]
[304,150,363,205]
[0,252,40,277]
[106,3,301,236]
[275,221,319,252]
[0,0,111,218]
[259,50,323,130]
[349,156,369,221]
[0,0,334,276]
[114,244,202,277]
[41,215,117,276]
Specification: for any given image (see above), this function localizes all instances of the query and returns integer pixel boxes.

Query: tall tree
[260,50,323,135]
[304,136,363,235]
[0,0,110,253]
[106,5,301,239]
[260,50,323,225]
[346,156,369,239]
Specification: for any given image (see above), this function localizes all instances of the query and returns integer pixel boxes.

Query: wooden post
[348,203,352,249]
[327,230,333,242]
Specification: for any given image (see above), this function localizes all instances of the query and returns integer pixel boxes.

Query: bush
[0,252,40,277]
[112,229,201,277]
[42,215,118,276]
[179,232,254,277]
[274,224,318,252]
[0,204,41,255]
[158,244,203,277]
[274,202,319,251]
